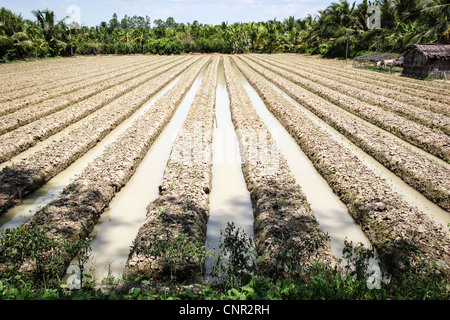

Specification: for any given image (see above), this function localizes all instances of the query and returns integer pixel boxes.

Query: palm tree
[264,19,280,53]
[419,0,450,43]
[312,0,361,57]
[0,8,44,60]
[0,8,19,58]
[380,0,449,51]
[31,9,69,56]
[32,9,55,41]
[395,0,423,22]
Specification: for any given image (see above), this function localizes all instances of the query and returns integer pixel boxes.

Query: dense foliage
[0,0,449,62]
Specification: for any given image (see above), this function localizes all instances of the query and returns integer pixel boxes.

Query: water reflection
[234,63,374,260]
[205,61,254,277]
[71,71,205,281]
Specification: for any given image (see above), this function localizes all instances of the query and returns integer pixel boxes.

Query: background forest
[0,0,449,62]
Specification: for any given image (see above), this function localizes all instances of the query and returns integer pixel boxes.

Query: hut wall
[402,44,450,79]
[402,50,427,78]
[428,59,450,79]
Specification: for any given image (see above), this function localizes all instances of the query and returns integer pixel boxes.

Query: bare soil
[232,55,450,277]
[0,54,448,283]
[124,56,219,283]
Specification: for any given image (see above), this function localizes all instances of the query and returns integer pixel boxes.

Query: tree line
[0,0,448,62]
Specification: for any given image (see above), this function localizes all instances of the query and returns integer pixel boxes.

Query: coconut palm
[0,8,44,60]
[1,1,449,60]
[31,9,55,41]
[31,9,69,56]
[419,0,450,42]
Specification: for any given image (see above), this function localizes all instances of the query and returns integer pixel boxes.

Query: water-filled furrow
[230,60,374,261]
[1,57,211,283]
[231,55,450,277]
[123,56,220,283]
[82,68,207,280]
[0,56,192,165]
[204,59,254,278]
[0,69,183,232]
[241,62,449,228]
[0,57,197,216]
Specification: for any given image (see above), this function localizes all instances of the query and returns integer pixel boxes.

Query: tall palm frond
[419,0,450,42]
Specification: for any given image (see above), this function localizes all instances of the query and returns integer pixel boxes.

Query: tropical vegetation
[0,0,449,62]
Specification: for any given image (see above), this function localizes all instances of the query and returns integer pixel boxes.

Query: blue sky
[2,0,337,27]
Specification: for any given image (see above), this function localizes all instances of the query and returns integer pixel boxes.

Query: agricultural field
[0,53,449,296]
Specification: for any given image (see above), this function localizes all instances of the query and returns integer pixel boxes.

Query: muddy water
[204,62,254,276]
[233,64,374,260]
[0,76,181,232]
[79,71,206,281]
[263,76,450,229]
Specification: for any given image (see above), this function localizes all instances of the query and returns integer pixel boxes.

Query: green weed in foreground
[0,222,448,300]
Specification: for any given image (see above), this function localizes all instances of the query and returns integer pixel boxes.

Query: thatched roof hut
[353,52,400,68]
[402,44,450,79]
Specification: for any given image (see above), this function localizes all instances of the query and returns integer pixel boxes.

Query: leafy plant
[342,239,377,281]
[208,222,257,289]
[0,223,90,289]
[133,229,210,285]
[0,222,449,300]
[261,232,330,282]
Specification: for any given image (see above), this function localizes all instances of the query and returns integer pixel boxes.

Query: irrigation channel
[0,54,449,286]
[72,65,206,280]
[0,58,189,231]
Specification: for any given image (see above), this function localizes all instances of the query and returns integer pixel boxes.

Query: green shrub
[208,222,257,289]
[0,223,90,289]
[1,223,448,300]
[78,42,103,55]
[143,39,183,55]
